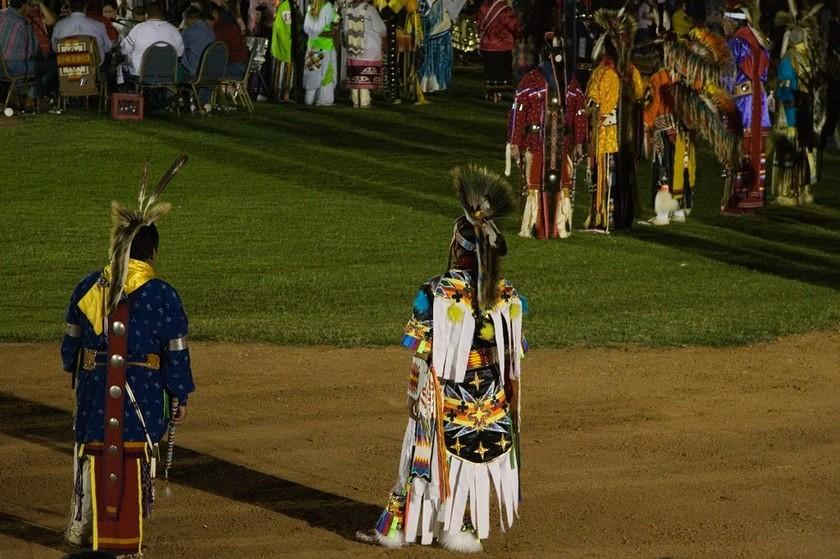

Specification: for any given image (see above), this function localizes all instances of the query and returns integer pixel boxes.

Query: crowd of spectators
[0,0,251,112]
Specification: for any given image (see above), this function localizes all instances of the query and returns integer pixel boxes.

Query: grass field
[1,68,838,348]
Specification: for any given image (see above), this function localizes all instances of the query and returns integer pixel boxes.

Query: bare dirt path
[1,333,839,559]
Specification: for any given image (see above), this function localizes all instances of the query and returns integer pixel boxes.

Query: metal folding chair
[0,52,38,111]
[133,41,180,115]
[223,37,267,113]
[182,41,228,115]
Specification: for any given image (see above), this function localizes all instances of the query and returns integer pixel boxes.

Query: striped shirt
[0,8,37,62]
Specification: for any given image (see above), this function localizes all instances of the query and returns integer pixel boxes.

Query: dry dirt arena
[1,334,839,559]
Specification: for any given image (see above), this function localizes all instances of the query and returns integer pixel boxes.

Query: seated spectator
[102,0,129,42]
[27,0,56,58]
[121,2,184,76]
[51,0,113,63]
[0,0,38,78]
[179,5,214,79]
[25,0,58,95]
[85,0,119,43]
[208,2,247,78]
[131,4,146,22]
[102,0,129,40]
[227,0,246,33]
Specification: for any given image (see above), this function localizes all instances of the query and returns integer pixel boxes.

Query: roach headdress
[108,154,188,314]
[450,164,514,310]
[591,6,637,75]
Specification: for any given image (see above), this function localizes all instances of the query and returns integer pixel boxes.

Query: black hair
[184,5,203,19]
[69,0,86,12]
[130,224,159,261]
[103,0,118,9]
[9,0,28,9]
[146,2,164,18]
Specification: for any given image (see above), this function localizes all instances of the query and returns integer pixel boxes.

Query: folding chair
[132,42,180,115]
[223,37,267,112]
[182,41,228,115]
[56,35,106,112]
[0,52,38,111]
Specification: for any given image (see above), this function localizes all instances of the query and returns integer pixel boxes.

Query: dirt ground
[1,333,839,559]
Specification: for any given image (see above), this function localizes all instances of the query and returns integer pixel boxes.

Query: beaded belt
[466,347,498,370]
[82,349,160,371]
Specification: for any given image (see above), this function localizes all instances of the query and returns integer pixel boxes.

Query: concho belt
[82,348,160,371]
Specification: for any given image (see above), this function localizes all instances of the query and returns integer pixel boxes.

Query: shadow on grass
[113,69,509,220]
[0,392,381,544]
[134,122,461,219]
[631,207,840,291]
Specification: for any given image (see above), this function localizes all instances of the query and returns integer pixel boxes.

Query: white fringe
[432,298,474,384]
[519,190,539,237]
[376,531,405,548]
[556,191,573,239]
[652,190,678,225]
[439,529,483,553]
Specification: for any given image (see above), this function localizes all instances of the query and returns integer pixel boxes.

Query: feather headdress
[450,164,514,310]
[592,6,637,75]
[107,154,188,314]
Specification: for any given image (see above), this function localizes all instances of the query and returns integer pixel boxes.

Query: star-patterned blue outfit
[61,270,195,444]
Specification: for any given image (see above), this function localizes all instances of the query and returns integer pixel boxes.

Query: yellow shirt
[587,63,620,155]
[673,9,693,37]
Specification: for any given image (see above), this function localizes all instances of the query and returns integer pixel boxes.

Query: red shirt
[477,0,520,52]
[27,11,51,55]
[213,18,248,63]
[86,11,118,42]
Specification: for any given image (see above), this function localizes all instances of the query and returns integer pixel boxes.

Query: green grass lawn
[1,68,839,348]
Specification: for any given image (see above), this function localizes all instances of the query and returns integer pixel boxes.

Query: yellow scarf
[77,259,155,335]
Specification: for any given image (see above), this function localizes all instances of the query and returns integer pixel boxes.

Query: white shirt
[121,18,185,75]
[342,3,386,61]
[52,12,113,62]
[637,4,654,30]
